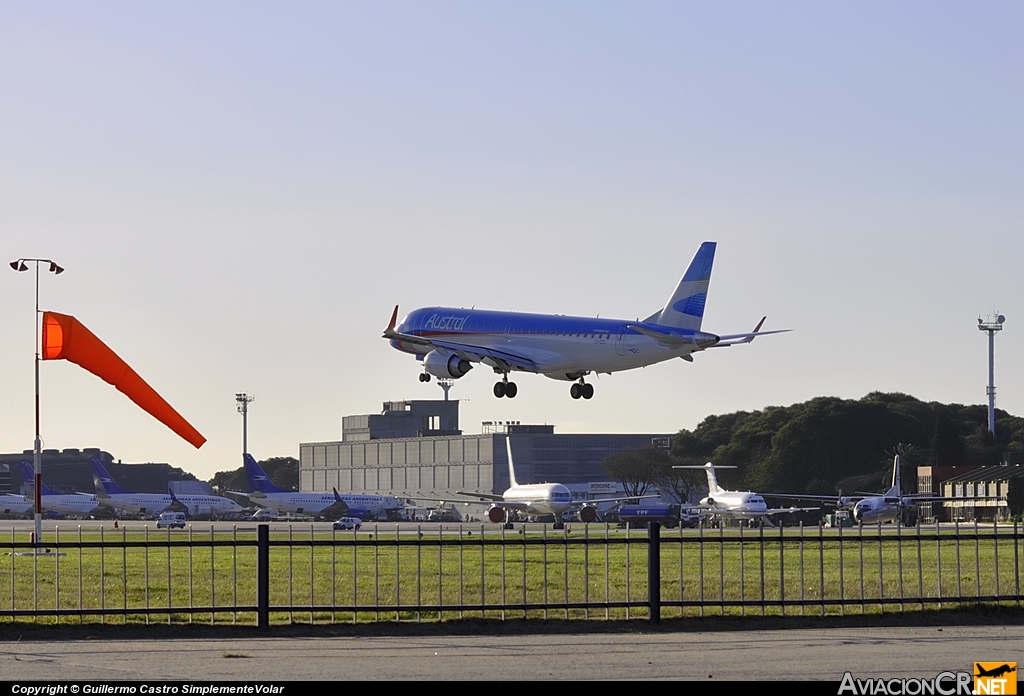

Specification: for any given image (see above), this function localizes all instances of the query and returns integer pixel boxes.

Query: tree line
[602,392,1024,500]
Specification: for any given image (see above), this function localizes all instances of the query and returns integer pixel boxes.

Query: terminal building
[300,399,673,507]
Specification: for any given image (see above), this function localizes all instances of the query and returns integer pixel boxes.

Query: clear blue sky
[1,2,1021,479]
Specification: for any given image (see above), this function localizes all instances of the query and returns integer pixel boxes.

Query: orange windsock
[42,312,206,449]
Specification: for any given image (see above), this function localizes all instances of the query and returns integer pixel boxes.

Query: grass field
[1,523,1021,625]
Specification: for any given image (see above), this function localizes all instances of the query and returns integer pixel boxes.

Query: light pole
[978,313,1005,437]
[236,393,254,456]
[10,258,64,547]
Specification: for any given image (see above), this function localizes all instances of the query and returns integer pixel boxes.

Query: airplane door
[616,328,627,356]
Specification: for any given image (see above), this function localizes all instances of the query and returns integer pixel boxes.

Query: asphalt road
[0,622,1021,681]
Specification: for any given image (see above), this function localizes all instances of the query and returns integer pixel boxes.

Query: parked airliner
[18,461,101,517]
[416,438,655,529]
[799,454,991,525]
[676,462,817,523]
[384,242,787,399]
[0,494,32,516]
[241,454,402,519]
[90,458,243,518]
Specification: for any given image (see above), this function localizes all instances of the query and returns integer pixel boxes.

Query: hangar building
[299,399,672,505]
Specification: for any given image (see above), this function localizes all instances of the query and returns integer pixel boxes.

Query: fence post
[257,524,269,630]
[648,522,661,624]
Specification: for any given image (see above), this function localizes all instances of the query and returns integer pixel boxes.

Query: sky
[1,2,1021,480]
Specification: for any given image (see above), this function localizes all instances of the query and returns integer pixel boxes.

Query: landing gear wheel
[504,382,518,398]
[581,383,594,399]
[503,522,514,530]
[494,381,506,398]
[553,521,565,530]
[570,383,582,399]
[419,373,431,383]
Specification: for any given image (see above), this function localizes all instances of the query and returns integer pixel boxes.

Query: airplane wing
[408,495,530,510]
[763,506,820,515]
[383,306,538,372]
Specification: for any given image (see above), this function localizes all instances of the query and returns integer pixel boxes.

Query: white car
[333,517,362,531]
[156,512,186,529]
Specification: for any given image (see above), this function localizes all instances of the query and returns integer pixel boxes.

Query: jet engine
[579,506,599,523]
[487,505,505,523]
[424,351,473,379]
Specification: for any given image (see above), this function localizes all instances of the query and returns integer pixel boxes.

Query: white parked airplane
[0,494,32,516]
[90,457,243,518]
[810,454,991,525]
[416,438,656,529]
[242,454,402,519]
[385,242,787,400]
[674,462,817,523]
[18,461,101,517]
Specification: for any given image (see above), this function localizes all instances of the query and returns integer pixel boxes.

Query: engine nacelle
[487,505,505,524]
[579,506,599,523]
[424,351,473,379]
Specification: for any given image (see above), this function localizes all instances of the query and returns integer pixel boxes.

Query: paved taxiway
[0,625,1021,680]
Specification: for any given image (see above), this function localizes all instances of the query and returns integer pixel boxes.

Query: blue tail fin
[90,457,129,496]
[652,241,716,331]
[18,460,57,496]
[244,454,287,494]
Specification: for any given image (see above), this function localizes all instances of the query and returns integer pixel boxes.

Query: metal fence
[1,520,1021,626]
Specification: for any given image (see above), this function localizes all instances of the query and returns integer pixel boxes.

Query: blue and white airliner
[242,454,403,520]
[18,461,101,517]
[384,242,787,399]
[90,457,243,518]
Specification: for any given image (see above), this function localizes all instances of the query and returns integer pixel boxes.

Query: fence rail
[1,520,1021,626]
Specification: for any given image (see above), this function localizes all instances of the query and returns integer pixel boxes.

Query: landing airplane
[18,461,101,517]
[384,242,787,399]
[415,438,656,529]
[765,454,997,525]
[675,462,818,523]
[241,454,402,519]
[90,458,242,518]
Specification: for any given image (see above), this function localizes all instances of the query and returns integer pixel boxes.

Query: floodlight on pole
[236,393,255,456]
[9,257,64,548]
[977,312,1005,437]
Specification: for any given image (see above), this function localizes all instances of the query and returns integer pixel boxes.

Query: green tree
[209,456,299,493]
[599,446,674,498]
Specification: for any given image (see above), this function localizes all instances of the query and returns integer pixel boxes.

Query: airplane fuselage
[250,491,399,517]
[38,494,100,517]
[702,491,770,520]
[502,483,574,516]
[392,307,718,378]
[852,497,900,525]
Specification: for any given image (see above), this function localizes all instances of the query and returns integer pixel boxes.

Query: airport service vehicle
[17,461,100,517]
[617,503,681,528]
[675,462,818,523]
[415,439,655,530]
[157,512,186,529]
[241,454,403,518]
[333,517,362,531]
[384,242,787,399]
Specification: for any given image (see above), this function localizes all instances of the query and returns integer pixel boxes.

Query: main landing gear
[570,379,594,400]
[418,373,431,382]
[493,375,518,398]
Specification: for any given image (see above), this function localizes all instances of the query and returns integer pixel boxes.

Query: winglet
[385,305,399,334]
[739,316,766,344]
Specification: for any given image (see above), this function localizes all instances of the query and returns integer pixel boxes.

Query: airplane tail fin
[886,454,902,497]
[18,460,57,497]
[674,461,731,496]
[244,454,288,494]
[652,242,716,331]
[506,437,519,488]
[90,457,129,496]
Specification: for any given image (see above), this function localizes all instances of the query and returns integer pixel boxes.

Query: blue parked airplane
[384,242,787,399]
